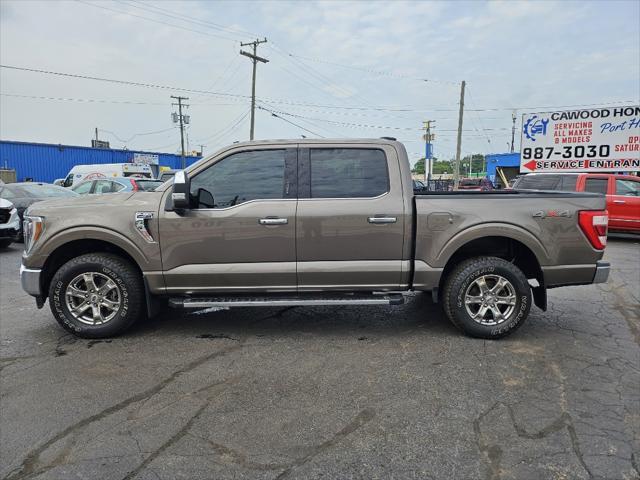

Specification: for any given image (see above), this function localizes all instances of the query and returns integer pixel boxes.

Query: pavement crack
[473,402,503,480]
[122,403,208,480]
[187,432,288,471]
[275,408,376,479]
[3,344,243,480]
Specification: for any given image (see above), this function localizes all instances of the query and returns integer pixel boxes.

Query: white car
[60,163,154,187]
[0,198,20,248]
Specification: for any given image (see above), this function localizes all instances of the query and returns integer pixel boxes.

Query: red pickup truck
[514,173,640,233]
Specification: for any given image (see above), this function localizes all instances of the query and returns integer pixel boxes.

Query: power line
[128,0,260,40]
[256,102,345,138]
[99,126,176,143]
[2,64,636,113]
[193,109,250,144]
[281,50,460,86]
[75,0,240,43]
[251,106,509,132]
[106,0,457,91]
[257,105,325,138]
[0,93,243,107]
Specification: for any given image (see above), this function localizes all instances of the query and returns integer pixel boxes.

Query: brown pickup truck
[20,139,610,339]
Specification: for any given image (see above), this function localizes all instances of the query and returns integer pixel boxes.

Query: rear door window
[584,178,608,194]
[72,181,94,195]
[309,148,389,198]
[559,175,578,191]
[112,182,126,192]
[94,180,115,194]
[615,179,639,196]
[515,175,560,190]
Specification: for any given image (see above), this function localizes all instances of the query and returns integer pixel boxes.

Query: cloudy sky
[1,0,638,166]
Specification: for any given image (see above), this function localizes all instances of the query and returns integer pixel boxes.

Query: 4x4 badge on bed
[533,210,572,218]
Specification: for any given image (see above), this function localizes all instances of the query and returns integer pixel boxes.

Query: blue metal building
[485,152,521,185]
[0,140,202,183]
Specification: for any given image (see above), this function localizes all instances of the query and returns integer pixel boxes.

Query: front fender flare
[39,226,152,270]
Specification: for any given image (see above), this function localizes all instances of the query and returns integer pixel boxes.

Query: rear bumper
[592,261,610,284]
[20,263,42,297]
[542,260,609,288]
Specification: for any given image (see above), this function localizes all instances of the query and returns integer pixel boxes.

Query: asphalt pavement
[1,238,639,480]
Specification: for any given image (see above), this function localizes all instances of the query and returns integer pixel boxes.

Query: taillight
[130,179,139,191]
[578,210,608,250]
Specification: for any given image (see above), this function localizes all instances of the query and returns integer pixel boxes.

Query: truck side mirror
[171,170,191,210]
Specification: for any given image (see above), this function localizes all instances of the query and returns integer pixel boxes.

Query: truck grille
[0,208,11,224]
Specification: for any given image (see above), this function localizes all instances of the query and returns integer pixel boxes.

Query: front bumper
[592,260,610,284]
[20,263,42,296]
[0,209,21,238]
[0,227,19,238]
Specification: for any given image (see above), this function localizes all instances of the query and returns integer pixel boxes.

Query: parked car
[60,163,154,187]
[0,198,20,248]
[0,182,78,240]
[158,169,179,182]
[457,178,483,191]
[513,173,640,233]
[21,139,610,340]
[72,177,163,195]
[413,179,426,192]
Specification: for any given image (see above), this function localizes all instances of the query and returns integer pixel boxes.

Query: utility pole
[240,38,268,141]
[422,120,435,188]
[171,95,189,169]
[510,110,517,153]
[95,127,98,143]
[199,144,205,156]
[454,80,466,189]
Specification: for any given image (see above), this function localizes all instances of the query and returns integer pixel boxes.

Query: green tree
[432,160,453,174]
[457,154,486,177]
[412,157,452,175]
[412,158,426,175]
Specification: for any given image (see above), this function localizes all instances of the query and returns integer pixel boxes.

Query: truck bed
[411,190,606,290]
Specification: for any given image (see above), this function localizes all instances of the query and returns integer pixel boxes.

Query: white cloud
[0,0,638,161]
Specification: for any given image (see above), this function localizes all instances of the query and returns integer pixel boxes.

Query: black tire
[0,239,13,249]
[443,256,531,339]
[49,253,144,338]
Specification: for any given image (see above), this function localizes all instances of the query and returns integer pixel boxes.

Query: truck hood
[25,191,162,216]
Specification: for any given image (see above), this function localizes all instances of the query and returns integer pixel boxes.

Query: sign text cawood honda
[520,105,640,173]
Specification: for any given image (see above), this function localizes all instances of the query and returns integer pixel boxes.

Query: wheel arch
[40,236,145,298]
[436,230,547,310]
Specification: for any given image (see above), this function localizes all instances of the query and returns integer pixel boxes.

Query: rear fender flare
[435,223,550,267]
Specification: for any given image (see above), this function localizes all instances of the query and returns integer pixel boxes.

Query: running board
[169,293,404,309]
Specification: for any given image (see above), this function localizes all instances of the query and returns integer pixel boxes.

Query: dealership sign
[132,153,159,165]
[520,105,640,173]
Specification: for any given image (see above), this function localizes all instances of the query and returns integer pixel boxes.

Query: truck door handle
[368,216,397,224]
[259,217,288,225]
[613,200,626,204]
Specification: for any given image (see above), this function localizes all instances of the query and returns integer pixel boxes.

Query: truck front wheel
[48,253,144,338]
[443,256,531,339]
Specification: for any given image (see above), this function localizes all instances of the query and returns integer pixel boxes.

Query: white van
[60,163,153,187]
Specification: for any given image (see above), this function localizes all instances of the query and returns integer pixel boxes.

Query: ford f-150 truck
[20,139,610,339]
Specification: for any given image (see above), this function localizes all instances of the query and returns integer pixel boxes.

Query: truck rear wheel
[443,256,531,339]
[49,253,143,338]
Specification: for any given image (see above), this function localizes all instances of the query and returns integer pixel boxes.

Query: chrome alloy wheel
[64,272,121,325]
[464,274,517,326]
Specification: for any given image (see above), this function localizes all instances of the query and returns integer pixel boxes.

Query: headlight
[23,216,44,254]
